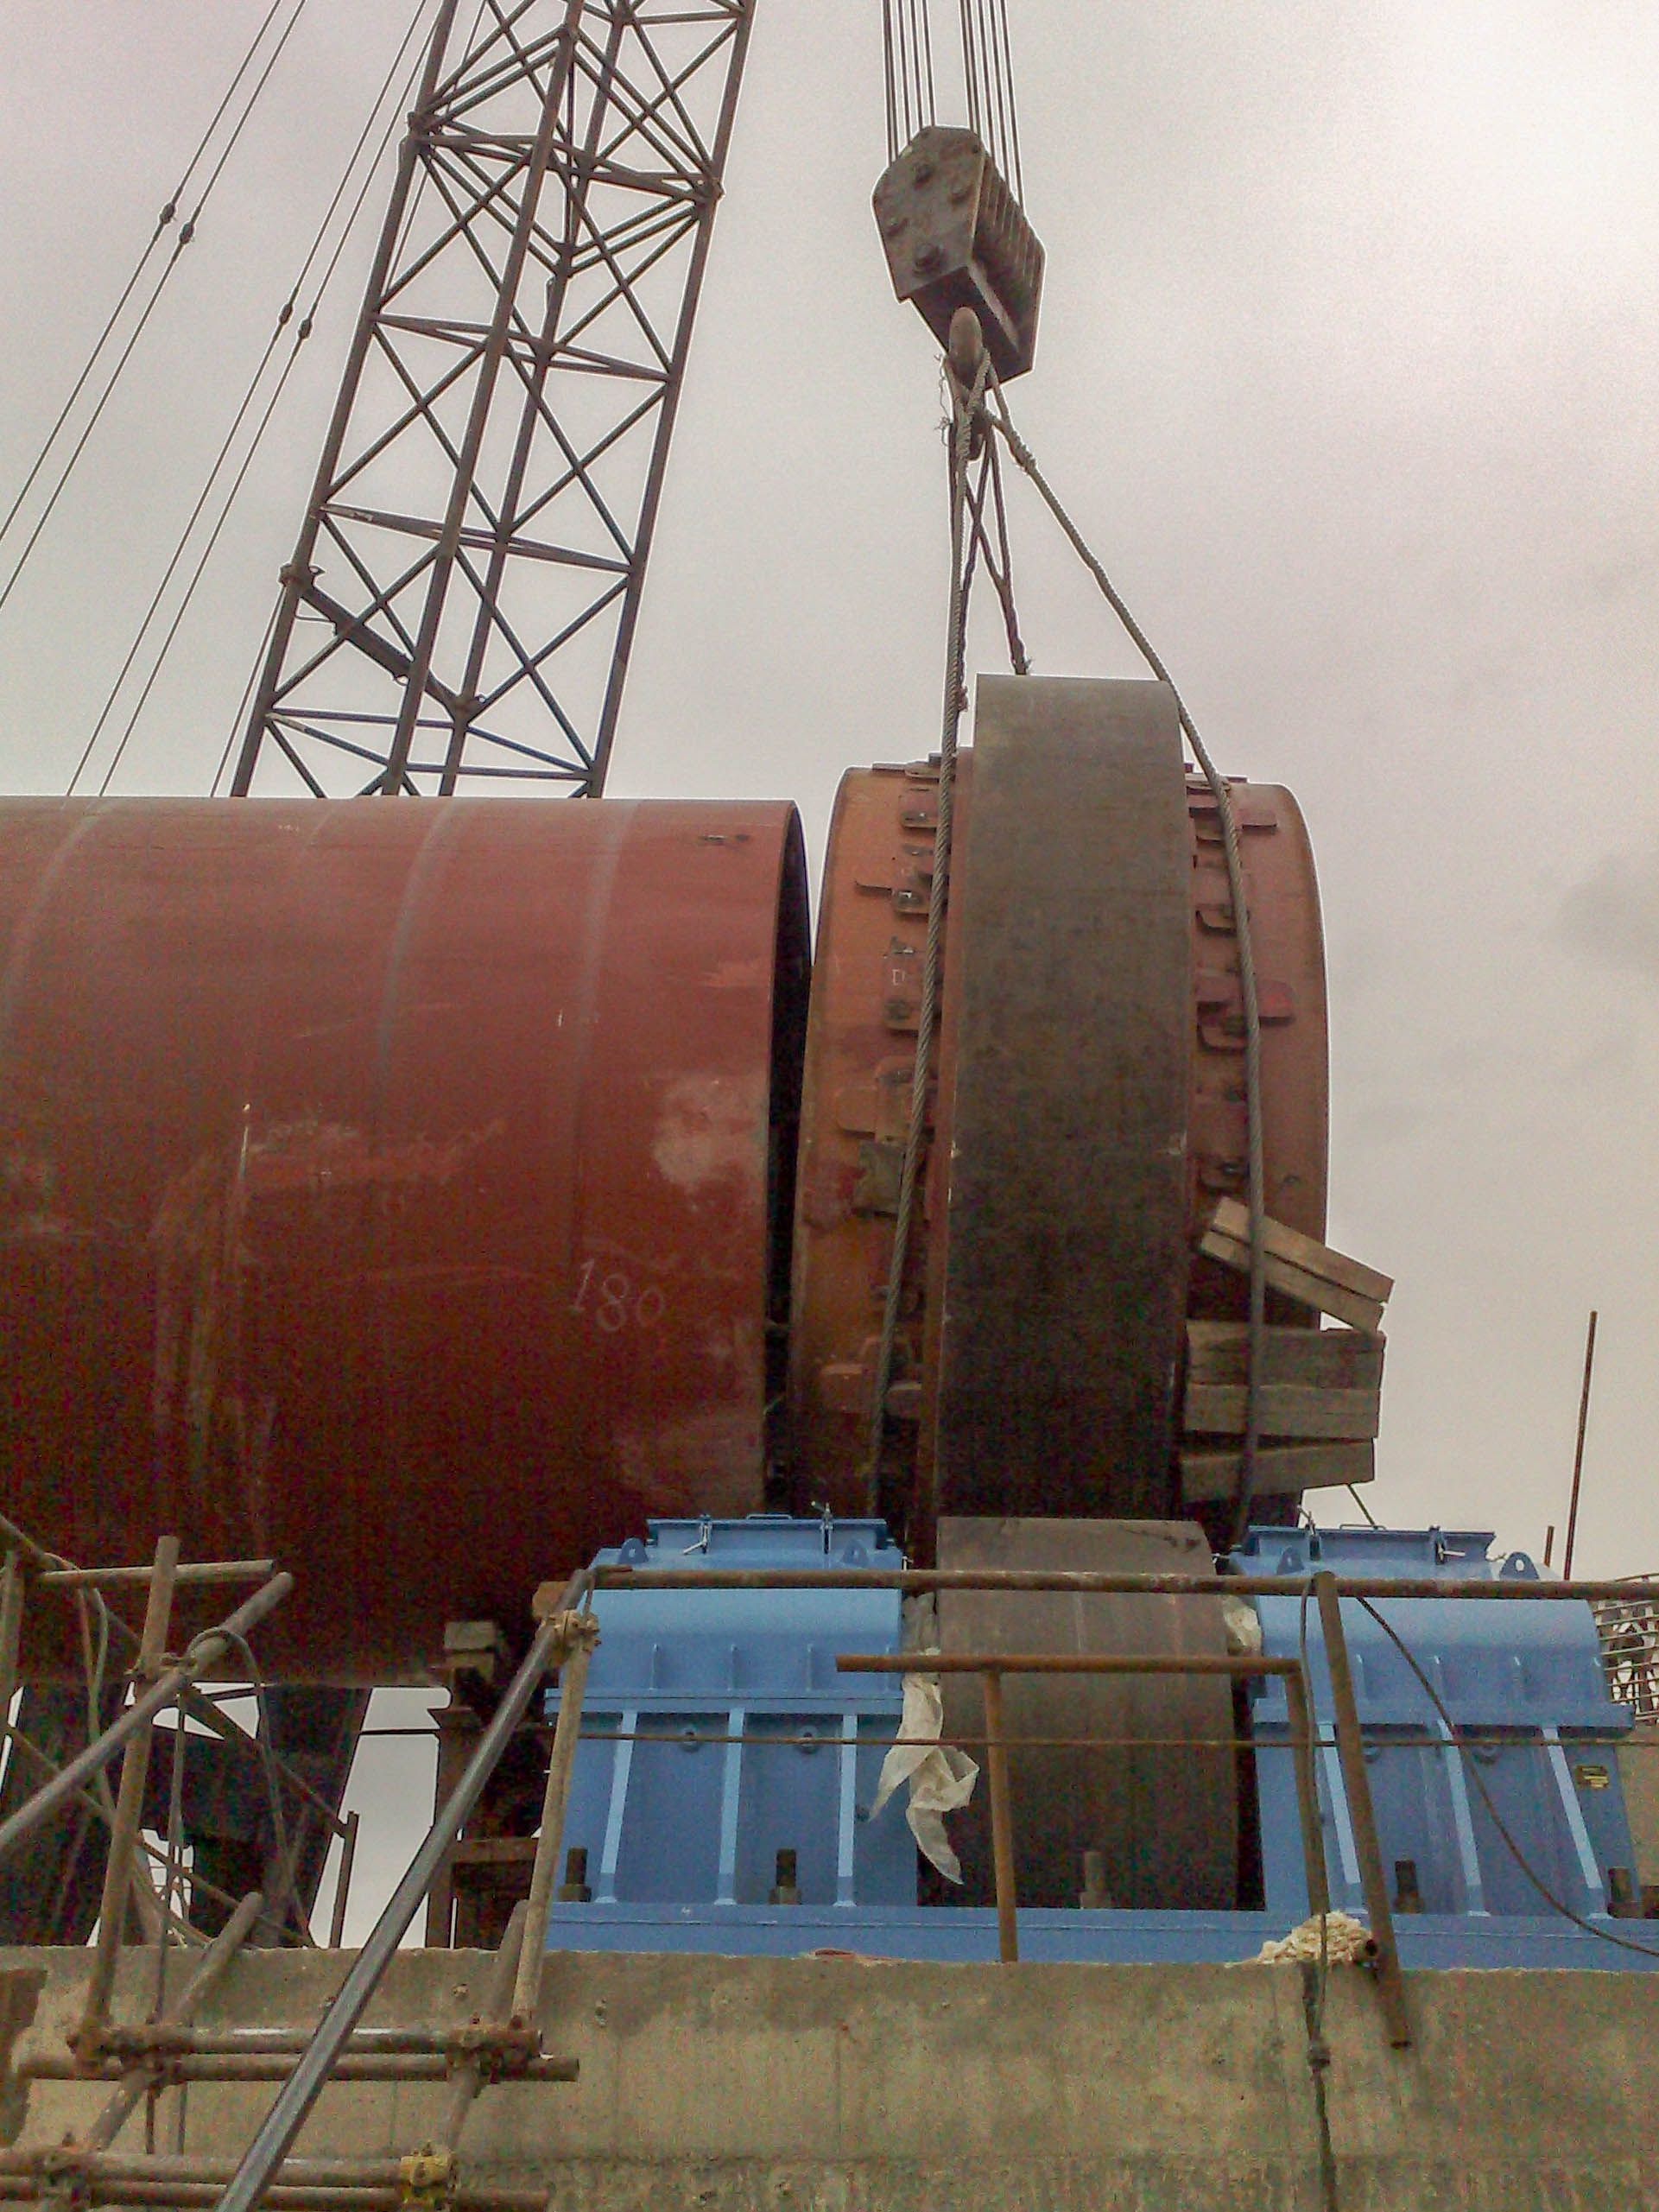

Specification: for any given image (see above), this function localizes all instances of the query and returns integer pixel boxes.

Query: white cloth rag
[869,1670,979,1884]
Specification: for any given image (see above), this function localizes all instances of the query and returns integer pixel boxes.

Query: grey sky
[1,3,1656,1931]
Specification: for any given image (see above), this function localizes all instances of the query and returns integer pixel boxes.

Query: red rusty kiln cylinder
[0,799,808,1679]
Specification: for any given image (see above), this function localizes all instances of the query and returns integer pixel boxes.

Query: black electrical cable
[72,0,434,797]
[1293,1588,1341,2212]
[0,0,311,626]
[0,0,292,560]
[1352,1594,1659,1961]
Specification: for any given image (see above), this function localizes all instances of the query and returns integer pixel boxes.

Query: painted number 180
[569,1258,667,1334]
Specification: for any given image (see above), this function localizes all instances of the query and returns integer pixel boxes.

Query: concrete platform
[3,1943,1659,2208]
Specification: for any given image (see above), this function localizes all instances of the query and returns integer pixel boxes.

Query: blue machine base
[546,1901,1659,1971]
[543,1518,1650,1974]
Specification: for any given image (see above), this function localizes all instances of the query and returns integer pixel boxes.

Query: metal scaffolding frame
[231,0,754,799]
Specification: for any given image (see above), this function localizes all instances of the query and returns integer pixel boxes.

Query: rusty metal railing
[832,1605,1415,2052]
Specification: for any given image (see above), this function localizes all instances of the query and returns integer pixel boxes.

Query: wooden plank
[1186,1321,1384,1391]
[1199,1224,1384,1330]
[1207,1198,1392,1302]
[1183,1382,1381,1440]
[1181,1440,1375,1505]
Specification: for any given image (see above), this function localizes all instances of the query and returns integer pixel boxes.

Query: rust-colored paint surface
[789,731,1328,1546]
[0,799,807,1679]
[786,760,943,1525]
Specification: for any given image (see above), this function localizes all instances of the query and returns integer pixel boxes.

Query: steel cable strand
[982,381,1269,1544]
[72,0,434,796]
[0,0,313,627]
[864,347,991,1511]
[882,0,901,163]
[1352,1595,1659,1962]
[0,0,292,561]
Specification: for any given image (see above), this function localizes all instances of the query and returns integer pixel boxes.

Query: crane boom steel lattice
[231,0,754,799]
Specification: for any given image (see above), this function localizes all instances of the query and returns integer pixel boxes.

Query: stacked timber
[1181,1197,1393,1508]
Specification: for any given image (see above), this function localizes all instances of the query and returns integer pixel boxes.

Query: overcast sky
[2,3,1656,1930]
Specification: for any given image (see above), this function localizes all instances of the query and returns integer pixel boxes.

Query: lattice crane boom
[231,0,753,799]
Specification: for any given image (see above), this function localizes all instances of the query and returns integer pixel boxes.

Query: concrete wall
[3,1943,1659,2209]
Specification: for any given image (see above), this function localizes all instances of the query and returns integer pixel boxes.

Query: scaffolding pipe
[214,1597,580,2212]
[0,1573,292,1867]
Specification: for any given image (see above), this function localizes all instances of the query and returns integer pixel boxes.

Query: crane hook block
[873,127,1044,382]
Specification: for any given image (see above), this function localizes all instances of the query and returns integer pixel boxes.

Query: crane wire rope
[885,3,1023,202]
[68,0,436,799]
[981,378,1270,1546]
[0,0,293,562]
[882,0,937,162]
[864,345,991,1508]
[956,0,1023,201]
[0,0,313,629]
[213,0,477,798]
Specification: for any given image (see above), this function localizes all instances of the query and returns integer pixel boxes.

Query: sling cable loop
[864,318,991,1516]
[983,379,1270,1542]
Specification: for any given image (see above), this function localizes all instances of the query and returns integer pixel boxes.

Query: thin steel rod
[36,1561,275,1591]
[215,1605,577,2212]
[1562,1309,1599,1581]
[92,2024,543,2059]
[79,1538,180,2052]
[327,1810,358,1949]
[0,1554,25,1775]
[24,2054,577,2086]
[981,1670,1018,1965]
[838,1652,1303,1676]
[441,1900,531,2150]
[0,2153,529,2187]
[1314,1572,1409,2046]
[510,1626,593,2026]
[0,1573,292,1868]
[0,1522,344,1854]
[603,1568,1656,1599]
[0,2170,549,2212]
[80,1891,263,2152]
[475,1723,1643,1751]
[1283,1670,1331,1919]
